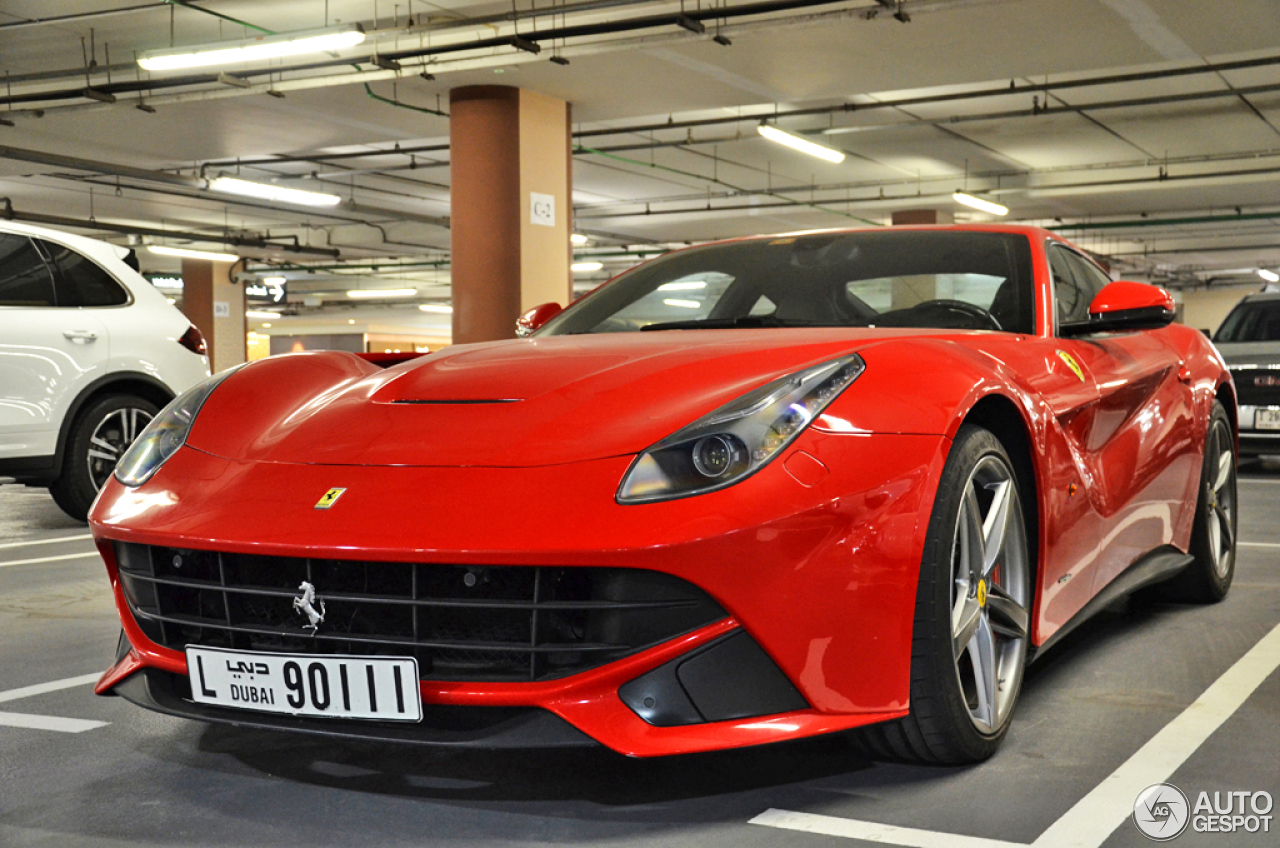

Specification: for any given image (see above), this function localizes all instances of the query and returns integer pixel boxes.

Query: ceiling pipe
[1052,212,1280,232]
[0,0,865,110]
[0,198,341,257]
[573,54,1280,139]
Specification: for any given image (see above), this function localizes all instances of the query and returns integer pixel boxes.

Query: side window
[39,240,129,307]
[1049,246,1092,327]
[0,233,56,307]
[1063,251,1110,309]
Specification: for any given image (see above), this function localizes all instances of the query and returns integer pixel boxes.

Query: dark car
[1214,291,1280,457]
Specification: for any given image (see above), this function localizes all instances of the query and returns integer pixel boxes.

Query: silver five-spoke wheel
[950,454,1030,734]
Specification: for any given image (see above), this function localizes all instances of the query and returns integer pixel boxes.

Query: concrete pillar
[892,209,954,225]
[181,258,245,372]
[449,85,572,344]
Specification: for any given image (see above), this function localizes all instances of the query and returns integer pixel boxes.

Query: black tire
[859,424,1033,764]
[49,394,158,522]
[1165,401,1237,602]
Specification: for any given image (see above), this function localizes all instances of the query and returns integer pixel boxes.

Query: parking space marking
[0,552,100,568]
[0,712,108,733]
[0,673,103,705]
[1240,541,1280,548]
[0,534,93,550]
[752,620,1280,848]
[0,673,109,734]
[750,811,1023,848]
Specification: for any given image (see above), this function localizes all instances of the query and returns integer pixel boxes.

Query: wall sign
[530,192,555,227]
[213,301,231,318]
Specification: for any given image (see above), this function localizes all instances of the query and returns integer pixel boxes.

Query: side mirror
[1059,281,1175,336]
[516,302,562,338]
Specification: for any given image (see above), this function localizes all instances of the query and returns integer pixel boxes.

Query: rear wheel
[1166,401,1236,602]
[49,394,158,522]
[860,424,1032,764]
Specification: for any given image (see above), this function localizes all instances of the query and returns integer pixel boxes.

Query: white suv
[0,221,210,520]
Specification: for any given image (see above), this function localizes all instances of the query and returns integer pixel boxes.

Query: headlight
[618,353,865,503]
[114,366,243,487]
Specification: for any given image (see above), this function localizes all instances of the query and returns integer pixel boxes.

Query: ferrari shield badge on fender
[1056,350,1086,383]
[315,487,347,509]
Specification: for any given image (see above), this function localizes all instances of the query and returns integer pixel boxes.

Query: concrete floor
[1,470,1277,848]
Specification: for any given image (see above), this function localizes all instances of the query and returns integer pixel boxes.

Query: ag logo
[314,487,346,509]
[1133,783,1190,841]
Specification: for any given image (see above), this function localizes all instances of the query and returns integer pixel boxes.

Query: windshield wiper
[639,316,852,332]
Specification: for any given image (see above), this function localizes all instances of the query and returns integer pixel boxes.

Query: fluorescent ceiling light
[658,281,706,291]
[953,191,1008,216]
[663,299,701,309]
[572,261,604,272]
[210,176,342,207]
[148,245,239,263]
[1259,269,1280,282]
[418,304,454,314]
[138,26,366,72]
[571,233,589,245]
[757,124,845,164]
[347,288,417,299]
[246,310,281,319]
[262,276,287,285]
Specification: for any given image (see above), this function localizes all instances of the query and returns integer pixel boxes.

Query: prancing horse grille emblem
[292,581,326,632]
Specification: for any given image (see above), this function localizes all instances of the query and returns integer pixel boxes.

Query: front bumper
[92,429,948,756]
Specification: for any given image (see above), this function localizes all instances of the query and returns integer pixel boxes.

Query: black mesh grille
[1232,368,1280,408]
[114,543,726,682]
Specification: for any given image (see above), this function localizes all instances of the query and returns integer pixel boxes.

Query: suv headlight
[114,366,242,487]
[618,353,865,503]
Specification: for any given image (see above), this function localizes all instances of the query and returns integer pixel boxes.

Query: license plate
[1256,408,1280,430]
[186,647,421,722]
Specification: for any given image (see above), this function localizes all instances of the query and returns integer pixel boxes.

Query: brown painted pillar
[891,209,954,225]
[181,259,245,372]
[450,86,573,344]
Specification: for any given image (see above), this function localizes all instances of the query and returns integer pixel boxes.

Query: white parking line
[0,712,108,733]
[0,534,93,550]
[0,673,110,734]
[0,552,100,568]
[1240,542,1280,548]
[0,672,103,705]
[751,620,1280,848]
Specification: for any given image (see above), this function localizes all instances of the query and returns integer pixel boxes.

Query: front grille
[1231,367,1280,408]
[114,543,725,682]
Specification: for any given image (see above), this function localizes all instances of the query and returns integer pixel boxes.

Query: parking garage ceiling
[1,0,1279,313]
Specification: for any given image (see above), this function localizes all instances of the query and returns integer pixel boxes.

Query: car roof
[1239,291,1280,304]
[0,220,132,265]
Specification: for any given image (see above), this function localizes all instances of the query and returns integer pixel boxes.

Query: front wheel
[860,424,1032,764]
[1166,401,1237,602]
[50,394,158,522]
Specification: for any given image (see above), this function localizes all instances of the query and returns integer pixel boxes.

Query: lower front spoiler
[112,668,597,749]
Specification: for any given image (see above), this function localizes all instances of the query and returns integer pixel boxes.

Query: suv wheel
[50,394,158,521]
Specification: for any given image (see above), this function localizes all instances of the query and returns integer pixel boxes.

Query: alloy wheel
[1203,417,1236,578]
[86,407,153,491]
[949,454,1030,734]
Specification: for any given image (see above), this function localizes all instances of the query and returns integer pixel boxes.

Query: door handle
[63,330,98,343]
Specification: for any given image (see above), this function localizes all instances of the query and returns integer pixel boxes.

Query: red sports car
[90,225,1237,764]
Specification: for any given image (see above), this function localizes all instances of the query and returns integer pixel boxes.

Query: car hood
[187,329,934,468]
[1214,341,1280,368]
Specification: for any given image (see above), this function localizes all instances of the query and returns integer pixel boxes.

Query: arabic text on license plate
[1256,408,1280,431]
[186,647,422,722]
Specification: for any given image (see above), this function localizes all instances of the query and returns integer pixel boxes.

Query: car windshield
[1215,299,1280,343]
[539,230,1035,336]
